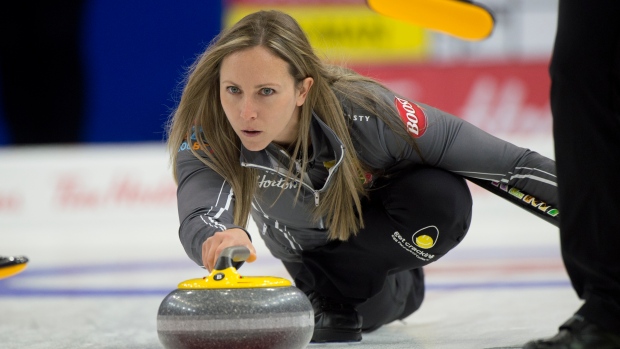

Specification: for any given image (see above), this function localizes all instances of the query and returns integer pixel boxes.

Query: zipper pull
[314,191,320,206]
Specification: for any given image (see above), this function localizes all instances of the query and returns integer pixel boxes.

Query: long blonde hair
[167,10,414,241]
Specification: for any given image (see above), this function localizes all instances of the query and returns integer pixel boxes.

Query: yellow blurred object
[0,256,28,279]
[178,266,292,289]
[225,5,430,64]
[366,0,495,41]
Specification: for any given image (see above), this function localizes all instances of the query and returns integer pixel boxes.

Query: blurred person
[523,0,620,348]
[167,10,558,343]
[0,0,85,144]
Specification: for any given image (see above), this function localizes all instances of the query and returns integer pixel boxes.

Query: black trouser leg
[550,0,620,333]
[286,166,472,329]
[285,261,426,332]
[356,268,425,331]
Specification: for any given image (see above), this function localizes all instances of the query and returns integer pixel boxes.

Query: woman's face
[219,46,313,151]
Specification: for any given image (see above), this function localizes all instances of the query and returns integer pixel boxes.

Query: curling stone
[0,256,28,279]
[157,246,314,349]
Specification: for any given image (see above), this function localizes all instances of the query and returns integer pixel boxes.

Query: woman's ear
[296,77,314,106]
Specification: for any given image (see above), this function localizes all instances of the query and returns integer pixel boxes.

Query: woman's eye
[260,88,275,96]
[226,86,240,94]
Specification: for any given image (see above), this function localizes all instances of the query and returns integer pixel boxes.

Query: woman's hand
[202,228,257,271]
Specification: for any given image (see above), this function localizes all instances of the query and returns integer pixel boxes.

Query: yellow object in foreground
[178,266,292,289]
[0,256,28,279]
[367,0,495,41]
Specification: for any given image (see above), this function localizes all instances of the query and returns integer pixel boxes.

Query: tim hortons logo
[394,97,427,138]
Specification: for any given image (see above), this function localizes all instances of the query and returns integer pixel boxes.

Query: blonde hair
[167,10,414,241]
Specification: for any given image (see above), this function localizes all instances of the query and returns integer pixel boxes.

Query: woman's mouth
[242,130,262,137]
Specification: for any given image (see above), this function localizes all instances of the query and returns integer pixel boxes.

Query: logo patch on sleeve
[394,97,427,138]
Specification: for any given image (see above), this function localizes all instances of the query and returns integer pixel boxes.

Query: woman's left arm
[385,97,558,210]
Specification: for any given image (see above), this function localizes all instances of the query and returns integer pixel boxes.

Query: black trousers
[284,166,473,330]
[551,0,620,333]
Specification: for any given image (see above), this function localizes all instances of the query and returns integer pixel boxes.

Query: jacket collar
[239,112,345,188]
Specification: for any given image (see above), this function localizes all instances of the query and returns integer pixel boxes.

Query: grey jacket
[175,84,557,266]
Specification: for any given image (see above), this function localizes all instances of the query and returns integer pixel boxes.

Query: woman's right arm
[175,141,255,270]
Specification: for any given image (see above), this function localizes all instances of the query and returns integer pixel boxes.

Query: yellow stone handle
[177,246,292,289]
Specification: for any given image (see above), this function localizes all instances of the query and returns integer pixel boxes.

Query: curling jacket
[175,83,558,266]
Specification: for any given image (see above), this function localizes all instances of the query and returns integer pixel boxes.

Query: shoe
[523,315,620,349]
[307,291,362,342]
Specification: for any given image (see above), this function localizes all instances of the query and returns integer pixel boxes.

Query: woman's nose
[239,97,257,120]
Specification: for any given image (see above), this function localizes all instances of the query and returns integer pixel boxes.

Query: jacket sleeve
[175,141,250,267]
[382,93,558,210]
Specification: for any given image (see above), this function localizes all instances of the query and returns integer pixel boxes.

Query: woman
[167,10,557,343]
